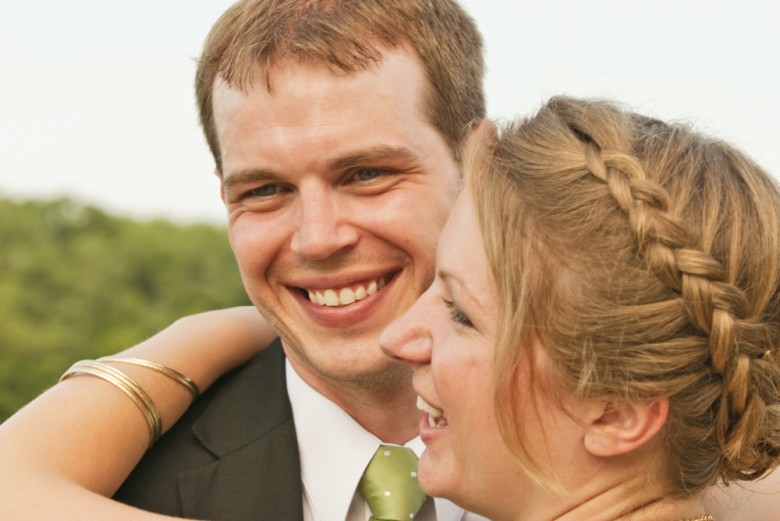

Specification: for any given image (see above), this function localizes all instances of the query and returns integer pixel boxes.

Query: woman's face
[380,187,526,517]
[381,186,598,519]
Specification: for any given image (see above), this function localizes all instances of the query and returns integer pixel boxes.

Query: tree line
[0,196,250,422]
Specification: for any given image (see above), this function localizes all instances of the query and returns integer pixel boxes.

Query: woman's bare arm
[0,306,275,520]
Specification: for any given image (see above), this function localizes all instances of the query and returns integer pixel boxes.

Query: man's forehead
[212,45,421,96]
[211,50,429,129]
[211,49,454,177]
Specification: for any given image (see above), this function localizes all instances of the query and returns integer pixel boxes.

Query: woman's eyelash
[443,299,474,328]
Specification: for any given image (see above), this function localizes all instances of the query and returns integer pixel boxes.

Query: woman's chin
[417,448,461,502]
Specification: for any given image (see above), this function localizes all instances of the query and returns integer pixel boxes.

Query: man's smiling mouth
[301,273,396,307]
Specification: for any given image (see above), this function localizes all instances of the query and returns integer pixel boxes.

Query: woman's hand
[0,306,276,519]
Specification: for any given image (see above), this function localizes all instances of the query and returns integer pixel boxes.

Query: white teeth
[417,395,443,416]
[307,277,388,307]
[355,286,367,300]
[324,289,339,306]
[417,396,445,428]
[339,287,356,305]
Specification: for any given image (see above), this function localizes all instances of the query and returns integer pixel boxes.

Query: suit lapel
[177,340,304,521]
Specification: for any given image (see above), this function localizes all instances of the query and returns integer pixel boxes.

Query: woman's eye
[443,299,474,328]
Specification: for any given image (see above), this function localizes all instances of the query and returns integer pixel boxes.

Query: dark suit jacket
[115,339,304,521]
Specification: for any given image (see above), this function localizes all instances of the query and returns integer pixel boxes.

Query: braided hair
[471,97,780,494]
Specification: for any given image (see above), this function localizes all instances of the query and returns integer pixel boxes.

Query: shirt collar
[287,361,381,521]
[286,361,473,521]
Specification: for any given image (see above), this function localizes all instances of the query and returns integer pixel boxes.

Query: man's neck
[290,359,420,444]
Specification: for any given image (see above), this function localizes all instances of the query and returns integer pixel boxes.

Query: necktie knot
[358,445,426,521]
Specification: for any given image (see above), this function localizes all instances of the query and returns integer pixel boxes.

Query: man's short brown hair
[195,0,485,170]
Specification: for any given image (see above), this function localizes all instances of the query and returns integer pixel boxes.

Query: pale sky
[1,0,778,223]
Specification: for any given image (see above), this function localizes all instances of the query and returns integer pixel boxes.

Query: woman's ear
[582,398,669,457]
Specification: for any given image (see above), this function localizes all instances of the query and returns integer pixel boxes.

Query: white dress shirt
[286,362,488,521]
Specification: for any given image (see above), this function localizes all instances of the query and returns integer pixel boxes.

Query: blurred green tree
[0,197,250,422]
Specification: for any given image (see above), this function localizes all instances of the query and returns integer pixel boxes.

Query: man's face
[214,49,461,396]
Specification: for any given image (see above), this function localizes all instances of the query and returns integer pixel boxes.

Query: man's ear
[214,167,225,204]
[469,118,491,138]
[582,398,669,457]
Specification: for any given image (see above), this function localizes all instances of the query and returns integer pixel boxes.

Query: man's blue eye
[250,184,278,196]
[355,169,382,181]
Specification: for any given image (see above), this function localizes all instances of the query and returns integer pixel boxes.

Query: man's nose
[290,189,359,260]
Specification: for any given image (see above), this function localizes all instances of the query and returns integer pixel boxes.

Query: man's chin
[287,348,411,390]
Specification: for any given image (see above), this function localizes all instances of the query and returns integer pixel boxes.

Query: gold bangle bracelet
[100,357,200,400]
[60,360,162,447]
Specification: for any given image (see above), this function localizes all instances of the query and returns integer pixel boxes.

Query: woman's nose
[379,289,434,366]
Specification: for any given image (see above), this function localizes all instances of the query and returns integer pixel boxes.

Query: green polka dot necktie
[358,445,427,521]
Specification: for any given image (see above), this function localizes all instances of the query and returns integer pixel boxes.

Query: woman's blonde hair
[470,97,780,494]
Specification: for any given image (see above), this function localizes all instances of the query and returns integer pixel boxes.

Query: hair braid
[479,97,780,495]
[578,119,779,483]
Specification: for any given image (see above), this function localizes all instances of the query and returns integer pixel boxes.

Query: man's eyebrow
[221,146,421,192]
[221,169,275,192]
[328,146,421,171]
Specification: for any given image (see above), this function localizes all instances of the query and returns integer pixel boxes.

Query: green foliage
[0,196,250,422]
